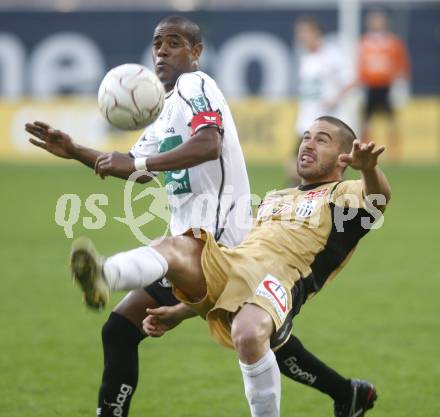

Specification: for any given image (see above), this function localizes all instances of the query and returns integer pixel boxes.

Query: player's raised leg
[231,304,280,417]
[69,236,154,310]
[70,237,109,309]
[70,235,208,417]
[70,235,206,308]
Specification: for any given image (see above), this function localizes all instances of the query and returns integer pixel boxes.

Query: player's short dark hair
[315,115,356,152]
[295,16,322,33]
[157,15,202,46]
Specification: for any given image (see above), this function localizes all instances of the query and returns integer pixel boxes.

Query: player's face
[366,12,388,33]
[295,23,321,51]
[152,23,202,91]
[297,120,345,184]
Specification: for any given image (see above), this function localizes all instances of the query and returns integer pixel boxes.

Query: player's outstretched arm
[94,126,221,179]
[136,126,221,172]
[25,121,151,183]
[93,151,152,183]
[339,139,391,205]
[26,121,102,167]
[142,303,197,337]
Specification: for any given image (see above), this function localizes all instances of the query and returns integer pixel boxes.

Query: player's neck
[300,174,342,187]
[308,40,322,52]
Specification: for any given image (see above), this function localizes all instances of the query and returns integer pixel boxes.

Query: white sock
[103,246,168,291]
[239,349,281,417]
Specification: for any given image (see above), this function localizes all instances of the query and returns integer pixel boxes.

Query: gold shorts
[173,230,301,350]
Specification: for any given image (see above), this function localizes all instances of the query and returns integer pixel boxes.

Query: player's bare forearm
[173,302,198,321]
[361,166,391,205]
[25,121,149,183]
[94,151,153,183]
[74,147,151,183]
[146,127,221,171]
[143,303,198,337]
[71,143,104,169]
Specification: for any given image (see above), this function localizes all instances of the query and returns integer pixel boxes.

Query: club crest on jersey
[256,275,288,320]
[295,199,318,218]
[190,95,209,112]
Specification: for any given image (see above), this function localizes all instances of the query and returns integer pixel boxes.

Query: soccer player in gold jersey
[71,115,391,417]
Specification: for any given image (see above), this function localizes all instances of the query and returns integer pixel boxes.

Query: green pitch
[0,162,439,417]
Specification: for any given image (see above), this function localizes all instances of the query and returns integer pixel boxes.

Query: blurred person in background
[358,10,411,161]
[287,16,356,185]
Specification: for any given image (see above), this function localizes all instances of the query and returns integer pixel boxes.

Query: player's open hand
[142,306,184,337]
[94,151,135,180]
[25,121,77,159]
[339,139,385,171]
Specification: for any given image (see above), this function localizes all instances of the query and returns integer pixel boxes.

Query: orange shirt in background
[358,32,410,87]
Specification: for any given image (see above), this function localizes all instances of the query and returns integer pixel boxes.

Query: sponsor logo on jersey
[256,275,288,320]
[283,356,317,385]
[305,188,328,199]
[164,127,175,134]
[271,202,292,216]
[190,95,209,112]
[159,135,192,195]
[103,384,133,417]
[257,197,292,221]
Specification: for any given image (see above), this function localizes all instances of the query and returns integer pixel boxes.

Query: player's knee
[102,313,123,346]
[232,307,273,358]
[231,320,265,354]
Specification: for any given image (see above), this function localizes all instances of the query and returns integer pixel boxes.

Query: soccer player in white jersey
[26,16,376,417]
[26,15,250,416]
[294,16,356,138]
[129,70,249,247]
[287,17,356,185]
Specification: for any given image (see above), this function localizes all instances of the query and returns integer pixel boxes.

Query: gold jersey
[173,180,386,349]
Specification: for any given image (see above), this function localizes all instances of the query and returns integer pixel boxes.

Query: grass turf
[0,162,439,417]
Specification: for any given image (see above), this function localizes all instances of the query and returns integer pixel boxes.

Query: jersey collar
[298,180,337,191]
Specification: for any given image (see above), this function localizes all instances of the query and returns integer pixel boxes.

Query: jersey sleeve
[129,130,160,158]
[330,180,366,209]
[331,179,387,212]
[175,72,224,132]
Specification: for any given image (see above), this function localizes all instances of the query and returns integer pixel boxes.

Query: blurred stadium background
[0,1,439,416]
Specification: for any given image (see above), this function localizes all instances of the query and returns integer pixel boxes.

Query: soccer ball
[98,63,165,131]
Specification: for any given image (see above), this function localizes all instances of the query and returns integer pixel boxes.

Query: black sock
[275,335,351,402]
[97,312,146,417]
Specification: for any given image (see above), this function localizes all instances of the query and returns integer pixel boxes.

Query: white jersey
[296,43,355,135]
[130,71,251,248]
